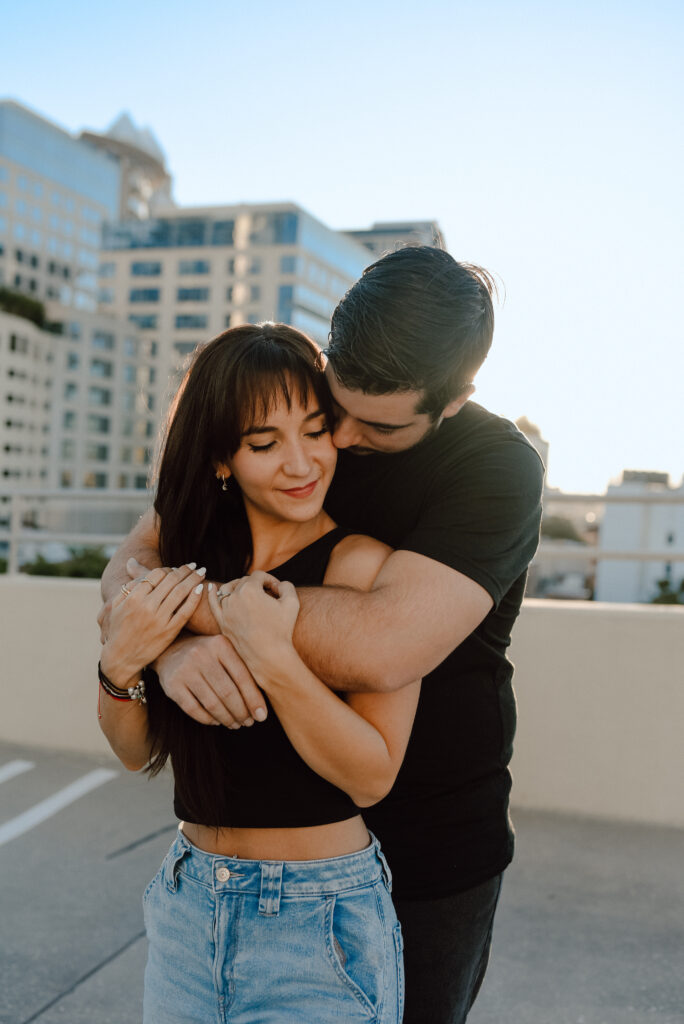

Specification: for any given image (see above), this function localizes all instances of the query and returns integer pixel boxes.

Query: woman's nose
[283,442,312,476]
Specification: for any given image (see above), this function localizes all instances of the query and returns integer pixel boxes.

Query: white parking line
[0,768,118,847]
[0,759,34,785]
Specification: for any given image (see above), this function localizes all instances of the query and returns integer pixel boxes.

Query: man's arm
[294,550,493,693]
[101,508,162,604]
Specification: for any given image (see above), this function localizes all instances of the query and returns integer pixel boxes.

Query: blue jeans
[143,828,404,1023]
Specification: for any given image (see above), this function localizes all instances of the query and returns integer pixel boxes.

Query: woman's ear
[214,463,231,488]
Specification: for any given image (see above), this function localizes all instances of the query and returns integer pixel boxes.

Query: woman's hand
[100,564,206,689]
[207,571,300,681]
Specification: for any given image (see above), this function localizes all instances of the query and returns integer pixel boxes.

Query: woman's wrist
[99,645,144,692]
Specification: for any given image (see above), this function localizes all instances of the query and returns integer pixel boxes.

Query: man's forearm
[101,508,162,602]
[292,551,493,694]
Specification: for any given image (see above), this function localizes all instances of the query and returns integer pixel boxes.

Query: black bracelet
[98,661,147,704]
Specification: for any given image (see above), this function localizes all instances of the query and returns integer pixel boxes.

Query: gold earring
[221,475,228,491]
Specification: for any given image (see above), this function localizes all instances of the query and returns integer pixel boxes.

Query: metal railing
[1,487,684,575]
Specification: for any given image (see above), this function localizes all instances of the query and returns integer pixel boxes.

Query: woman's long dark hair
[144,323,333,825]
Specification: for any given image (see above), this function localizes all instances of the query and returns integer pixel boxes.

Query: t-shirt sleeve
[398,440,544,606]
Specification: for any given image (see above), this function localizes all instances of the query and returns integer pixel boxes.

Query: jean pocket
[326,887,386,1017]
[393,921,405,1022]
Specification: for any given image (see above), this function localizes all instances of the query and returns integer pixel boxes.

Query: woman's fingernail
[244,718,254,727]
[186,562,197,570]
[208,583,214,592]
[229,723,241,730]
[254,707,267,722]
[194,583,203,594]
[197,566,207,576]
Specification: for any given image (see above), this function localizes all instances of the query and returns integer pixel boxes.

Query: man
[101,245,544,1023]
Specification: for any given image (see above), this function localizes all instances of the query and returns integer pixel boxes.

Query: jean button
[216,867,230,882]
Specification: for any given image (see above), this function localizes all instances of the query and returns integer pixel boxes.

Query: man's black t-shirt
[324,401,544,900]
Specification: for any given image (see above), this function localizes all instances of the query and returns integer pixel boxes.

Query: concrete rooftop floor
[1,740,682,1024]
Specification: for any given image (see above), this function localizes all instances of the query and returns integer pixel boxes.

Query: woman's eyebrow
[241,409,326,436]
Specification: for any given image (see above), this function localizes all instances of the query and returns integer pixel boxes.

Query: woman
[98,323,420,1023]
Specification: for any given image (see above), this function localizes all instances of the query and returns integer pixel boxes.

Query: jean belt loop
[164,831,190,894]
[258,862,283,917]
[376,844,393,893]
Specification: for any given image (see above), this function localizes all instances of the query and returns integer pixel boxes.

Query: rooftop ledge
[1,577,683,829]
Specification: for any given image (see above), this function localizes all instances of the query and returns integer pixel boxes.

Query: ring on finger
[121,583,133,596]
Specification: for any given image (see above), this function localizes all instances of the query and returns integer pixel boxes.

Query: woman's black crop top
[173,526,362,827]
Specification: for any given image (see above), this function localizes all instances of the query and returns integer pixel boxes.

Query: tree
[20,546,109,579]
[651,578,684,605]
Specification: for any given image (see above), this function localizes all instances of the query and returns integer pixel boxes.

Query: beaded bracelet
[98,661,147,704]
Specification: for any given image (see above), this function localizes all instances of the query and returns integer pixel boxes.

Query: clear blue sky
[4,0,683,492]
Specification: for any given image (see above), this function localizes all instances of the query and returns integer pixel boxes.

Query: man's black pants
[394,873,503,1024]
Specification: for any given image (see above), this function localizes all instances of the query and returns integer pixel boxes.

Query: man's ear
[442,384,475,420]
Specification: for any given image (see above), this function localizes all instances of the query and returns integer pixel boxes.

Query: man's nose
[332,413,362,449]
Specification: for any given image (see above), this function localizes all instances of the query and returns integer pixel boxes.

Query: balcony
[1,570,682,1022]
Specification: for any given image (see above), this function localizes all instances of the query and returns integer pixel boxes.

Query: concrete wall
[1,578,683,827]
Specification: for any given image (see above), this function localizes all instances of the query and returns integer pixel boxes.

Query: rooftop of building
[1,576,682,1022]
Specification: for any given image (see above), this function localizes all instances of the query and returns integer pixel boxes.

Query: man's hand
[153,633,268,729]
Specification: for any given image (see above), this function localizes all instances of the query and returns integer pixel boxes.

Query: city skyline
[4,0,683,493]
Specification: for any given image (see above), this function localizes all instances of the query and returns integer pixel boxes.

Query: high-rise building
[99,202,370,409]
[80,112,174,222]
[0,100,120,309]
[344,220,445,257]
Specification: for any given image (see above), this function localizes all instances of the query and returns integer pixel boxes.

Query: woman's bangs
[236,360,320,434]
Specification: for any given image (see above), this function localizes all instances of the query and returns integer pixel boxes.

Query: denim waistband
[162,827,392,905]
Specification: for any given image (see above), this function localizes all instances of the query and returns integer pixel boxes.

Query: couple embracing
[98,245,543,1023]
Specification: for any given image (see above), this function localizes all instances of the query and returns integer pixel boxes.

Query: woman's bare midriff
[182,814,370,861]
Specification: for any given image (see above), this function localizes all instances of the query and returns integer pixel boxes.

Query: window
[134,474,149,490]
[60,470,73,487]
[227,258,235,275]
[88,386,111,406]
[179,259,210,275]
[124,337,138,357]
[129,288,160,303]
[211,221,234,246]
[177,287,209,302]
[177,221,206,247]
[66,352,80,370]
[248,258,261,275]
[87,414,110,433]
[226,286,233,302]
[123,364,137,384]
[224,314,232,328]
[175,314,208,329]
[63,410,77,429]
[131,261,162,276]
[280,255,298,274]
[92,331,114,351]
[84,471,108,488]
[98,288,114,304]
[249,285,260,302]
[64,381,78,400]
[86,442,109,461]
[99,262,116,278]
[128,314,157,329]
[61,439,75,459]
[90,359,113,378]
[174,342,197,357]
[249,211,298,245]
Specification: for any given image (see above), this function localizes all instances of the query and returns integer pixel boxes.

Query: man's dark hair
[327,246,496,419]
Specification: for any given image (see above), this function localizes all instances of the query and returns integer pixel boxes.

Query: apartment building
[594,471,684,603]
[344,220,445,257]
[99,202,370,409]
